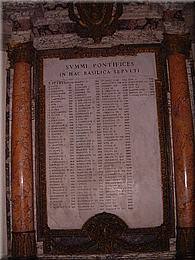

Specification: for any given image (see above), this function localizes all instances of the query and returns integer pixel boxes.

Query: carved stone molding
[164,33,191,56]
[8,42,34,67]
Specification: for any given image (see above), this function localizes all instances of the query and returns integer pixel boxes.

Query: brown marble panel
[11,61,34,232]
[168,53,195,228]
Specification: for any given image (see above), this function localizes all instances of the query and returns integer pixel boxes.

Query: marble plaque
[43,53,163,229]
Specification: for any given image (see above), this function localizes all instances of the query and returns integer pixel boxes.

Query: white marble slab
[44,53,163,229]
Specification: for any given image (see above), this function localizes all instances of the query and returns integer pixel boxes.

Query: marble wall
[2,2,195,48]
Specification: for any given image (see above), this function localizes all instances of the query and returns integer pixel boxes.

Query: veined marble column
[164,34,195,259]
[0,51,8,259]
[9,42,36,259]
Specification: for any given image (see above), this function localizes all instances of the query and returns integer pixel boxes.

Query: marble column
[0,51,8,259]
[9,42,36,259]
[164,34,195,259]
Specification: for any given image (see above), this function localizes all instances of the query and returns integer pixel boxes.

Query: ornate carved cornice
[8,42,35,67]
[163,33,191,56]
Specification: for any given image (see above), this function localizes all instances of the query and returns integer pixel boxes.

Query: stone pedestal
[9,43,36,259]
[164,34,195,259]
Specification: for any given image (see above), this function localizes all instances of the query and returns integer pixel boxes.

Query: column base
[12,231,36,258]
[176,227,195,260]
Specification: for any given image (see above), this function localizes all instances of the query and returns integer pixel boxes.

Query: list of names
[44,53,163,229]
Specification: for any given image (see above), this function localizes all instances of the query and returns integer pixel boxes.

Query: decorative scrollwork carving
[68,3,123,43]
[82,212,128,253]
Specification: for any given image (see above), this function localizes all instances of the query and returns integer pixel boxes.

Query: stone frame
[34,44,175,255]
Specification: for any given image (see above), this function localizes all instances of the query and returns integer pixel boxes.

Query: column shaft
[165,34,195,259]
[12,61,33,231]
[9,43,36,258]
[168,53,195,228]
